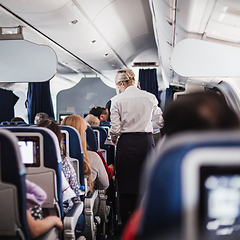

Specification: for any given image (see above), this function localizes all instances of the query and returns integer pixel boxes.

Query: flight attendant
[110,68,164,228]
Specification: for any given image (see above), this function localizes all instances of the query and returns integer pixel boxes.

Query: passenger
[61,115,109,190]
[84,114,100,126]
[110,68,164,229]
[89,106,102,119]
[99,108,109,122]
[84,114,114,179]
[11,117,25,122]
[89,106,109,123]
[162,91,240,136]
[37,119,86,237]
[105,100,111,121]
[25,179,63,239]
[27,210,63,239]
[122,91,240,240]
[34,112,49,125]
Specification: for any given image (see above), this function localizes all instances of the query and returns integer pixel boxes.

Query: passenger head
[115,68,135,93]
[34,112,49,125]
[105,100,111,121]
[11,117,25,122]
[89,107,102,119]
[61,115,92,177]
[100,108,109,122]
[37,118,66,156]
[84,114,100,126]
[162,91,240,136]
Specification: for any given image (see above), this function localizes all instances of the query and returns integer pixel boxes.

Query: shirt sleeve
[98,150,114,179]
[151,97,164,129]
[110,98,121,142]
[26,179,47,209]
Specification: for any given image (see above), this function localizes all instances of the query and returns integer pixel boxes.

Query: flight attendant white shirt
[110,85,164,142]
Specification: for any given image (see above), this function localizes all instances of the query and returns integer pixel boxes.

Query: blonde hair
[61,114,93,191]
[115,68,135,85]
[84,114,100,126]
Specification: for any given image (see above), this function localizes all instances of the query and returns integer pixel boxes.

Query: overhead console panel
[171,39,240,78]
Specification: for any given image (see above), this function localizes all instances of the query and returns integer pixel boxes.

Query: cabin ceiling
[0,0,159,84]
[150,0,240,88]
[1,0,240,90]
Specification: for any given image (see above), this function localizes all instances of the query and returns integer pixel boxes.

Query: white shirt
[110,85,164,141]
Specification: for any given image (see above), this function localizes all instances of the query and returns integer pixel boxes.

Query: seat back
[86,126,98,153]
[0,129,30,239]
[4,126,63,218]
[139,130,240,240]
[91,126,109,162]
[61,129,80,183]
[59,125,85,192]
[0,121,27,126]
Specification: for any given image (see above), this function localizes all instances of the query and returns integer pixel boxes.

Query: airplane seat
[91,126,111,163]
[86,126,98,153]
[3,126,83,240]
[59,125,102,240]
[59,125,85,193]
[0,121,27,126]
[0,128,30,239]
[85,126,110,238]
[99,121,111,127]
[60,128,80,184]
[138,130,240,240]
[0,128,59,240]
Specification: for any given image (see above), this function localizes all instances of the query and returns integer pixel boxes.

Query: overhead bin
[0,26,57,82]
[171,38,240,78]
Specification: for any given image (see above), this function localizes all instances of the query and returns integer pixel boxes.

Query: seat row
[0,124,111,240]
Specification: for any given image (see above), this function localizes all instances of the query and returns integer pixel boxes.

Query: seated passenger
[122,91,240,240]
[84,114,100,126]
[84,114,114,179]
[34,112,49,125]
[37,119,86,237]
[25,179,63,239]
[89,106,110,124]
[61,115,109,191]
[162,91,240,136]
[11,117,26,123]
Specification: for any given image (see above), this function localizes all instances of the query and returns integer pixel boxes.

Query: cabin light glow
[219,14,225,22]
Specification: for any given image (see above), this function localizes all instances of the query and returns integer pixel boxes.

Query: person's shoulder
[87,150,101,160]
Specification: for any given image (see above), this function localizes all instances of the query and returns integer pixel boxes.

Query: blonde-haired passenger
[84,114,100,126]
[61,115,109,191]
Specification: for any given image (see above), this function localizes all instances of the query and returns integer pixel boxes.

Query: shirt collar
[125,85,136,92]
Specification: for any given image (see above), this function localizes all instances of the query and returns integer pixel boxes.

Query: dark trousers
[119,193,138,229]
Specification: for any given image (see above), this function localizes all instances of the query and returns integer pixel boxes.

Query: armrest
[35,227,59,240]
[83,190,99,240]
[63,202,84,240]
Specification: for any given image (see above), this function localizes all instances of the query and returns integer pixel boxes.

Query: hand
[108,164,114,171]
[50,216,63,233]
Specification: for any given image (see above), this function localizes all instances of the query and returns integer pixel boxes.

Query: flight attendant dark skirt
[116,132,154,228]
